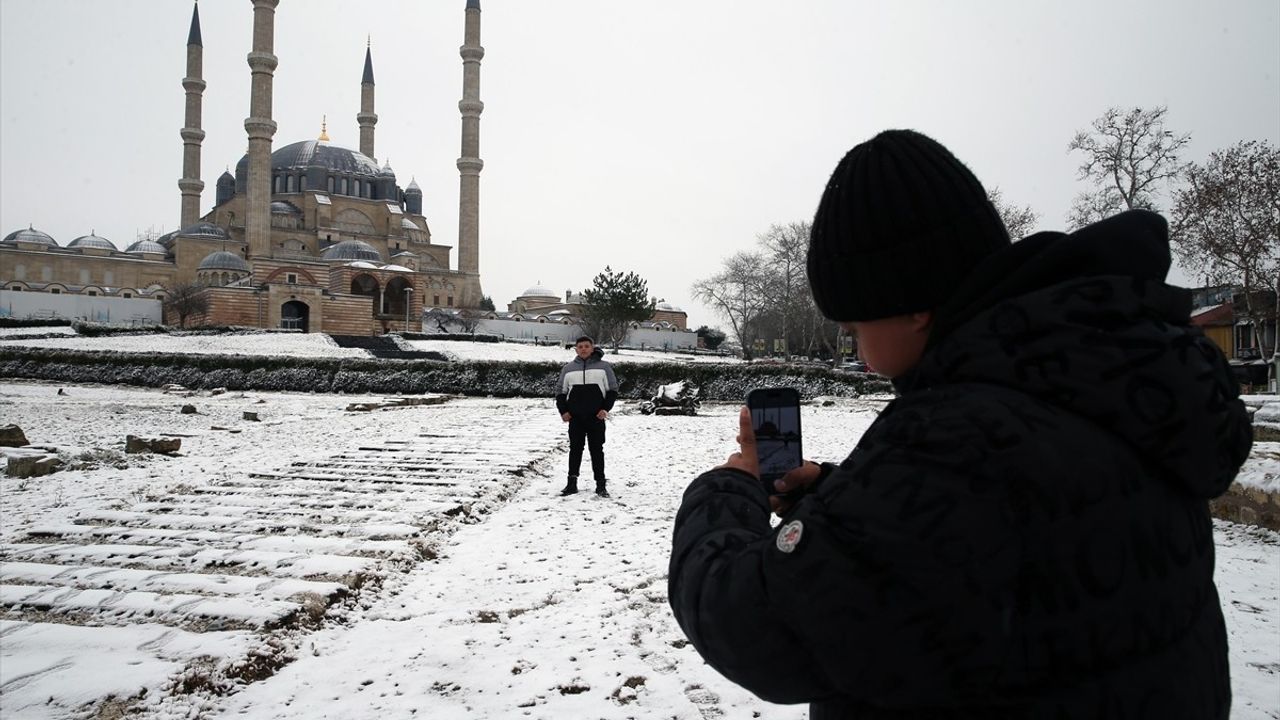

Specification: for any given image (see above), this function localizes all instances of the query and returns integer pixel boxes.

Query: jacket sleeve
[668,422,1019,708]
[668,468,833,704]
[602,363,619,411]
[554,365,570,414]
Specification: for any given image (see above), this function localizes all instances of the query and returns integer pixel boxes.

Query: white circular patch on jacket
[776,520,804,553]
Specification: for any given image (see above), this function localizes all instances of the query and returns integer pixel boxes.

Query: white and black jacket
[555,348,618,419]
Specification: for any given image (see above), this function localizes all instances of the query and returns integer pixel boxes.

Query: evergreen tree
[581,266,654,348]
[695,325,727,350]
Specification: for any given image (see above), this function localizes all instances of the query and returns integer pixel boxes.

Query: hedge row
[0,347,892,400]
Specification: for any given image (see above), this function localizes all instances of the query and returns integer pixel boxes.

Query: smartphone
[746,387,803,493]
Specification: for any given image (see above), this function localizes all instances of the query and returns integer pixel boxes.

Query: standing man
[555,336,618,497]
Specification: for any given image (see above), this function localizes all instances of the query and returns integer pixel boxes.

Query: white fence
[0,290,162,325]
[468,317,697,350]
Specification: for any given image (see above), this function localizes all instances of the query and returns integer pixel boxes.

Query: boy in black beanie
[669,129,1251,719]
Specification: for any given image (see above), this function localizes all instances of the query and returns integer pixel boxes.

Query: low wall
[1211,483,1280,531]
[0,290,162,325]
[470,318,696,350]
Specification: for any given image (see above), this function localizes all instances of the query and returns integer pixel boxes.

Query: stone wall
[1210,483,1280,531]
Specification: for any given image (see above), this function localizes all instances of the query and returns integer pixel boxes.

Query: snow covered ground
[0,329,736,364]
[0,380,1277,719]
[400,338,739,365]
[0,330,372,359]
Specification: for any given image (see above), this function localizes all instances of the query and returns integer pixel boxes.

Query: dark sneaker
[595,482,609,498]
[559,477,579,496]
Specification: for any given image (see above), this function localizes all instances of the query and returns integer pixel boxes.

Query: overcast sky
[2,1,1277,329]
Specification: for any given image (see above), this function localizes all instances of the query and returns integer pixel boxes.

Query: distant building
[504,283,689,330]
[1,1,487,335]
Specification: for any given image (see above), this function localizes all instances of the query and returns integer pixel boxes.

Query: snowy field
[399,338,741,365]
[0,328,737,364]
[0,379,1277,719]
[0,330,372,359]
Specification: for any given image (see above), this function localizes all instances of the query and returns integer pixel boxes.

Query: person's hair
[575,335,594,345]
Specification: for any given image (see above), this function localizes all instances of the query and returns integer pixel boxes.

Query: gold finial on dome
[319,115,331,142]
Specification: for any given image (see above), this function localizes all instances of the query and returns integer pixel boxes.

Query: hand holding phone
[746,387,803,495]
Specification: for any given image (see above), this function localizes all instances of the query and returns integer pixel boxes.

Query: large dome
[2,226,57,247]
[197,250,251,272]
[322,239,382,262]
[263,140,381,178]
[519,283,559,300]
[655,301,683,313]
[68,233,116,251]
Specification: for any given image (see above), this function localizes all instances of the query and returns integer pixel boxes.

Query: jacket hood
[903,210,1252,498]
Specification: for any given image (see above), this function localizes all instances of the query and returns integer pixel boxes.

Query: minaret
[358,39,377,160]
[178,2,206,229]
[457,0,484,289]
[244,0,279,259]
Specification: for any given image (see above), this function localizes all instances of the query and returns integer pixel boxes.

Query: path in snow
[0,386,565,719]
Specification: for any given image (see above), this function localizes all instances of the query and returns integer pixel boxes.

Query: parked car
[840,359,869,373]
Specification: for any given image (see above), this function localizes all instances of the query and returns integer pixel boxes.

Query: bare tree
[162,282,209,328]
[692,251,769,359]
[456,308,483,334]
[988,187,1040,240]
[757,222,810,359]
[1171,139,1279,372]
[1067,106,1191,229]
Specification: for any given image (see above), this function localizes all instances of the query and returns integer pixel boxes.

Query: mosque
[0,1,486,334]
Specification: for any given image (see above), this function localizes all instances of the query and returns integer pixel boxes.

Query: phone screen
[749,389,802,484]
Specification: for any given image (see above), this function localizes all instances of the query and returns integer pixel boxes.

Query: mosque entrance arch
[281,300,310,332]
[384,276,413,317]
[350,273,381,313]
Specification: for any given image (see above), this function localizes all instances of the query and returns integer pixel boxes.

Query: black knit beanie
[807,129,1010,322]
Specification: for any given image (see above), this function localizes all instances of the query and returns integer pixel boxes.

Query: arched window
[300,175,308,192]
[340,178,349,195]
[286,175,296,193]
[327,176,335,193]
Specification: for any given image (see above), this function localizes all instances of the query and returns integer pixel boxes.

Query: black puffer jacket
[668,211,1252,720]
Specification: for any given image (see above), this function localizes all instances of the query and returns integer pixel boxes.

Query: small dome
[655,301,683,312]
[270,200,302,215]
[68,233,116,251]
[217,169,235,183]
[197,250,251,272]
[520,283,558,299]
[405,178,422,193]
[322,239,382,262]
[125,240,168,255]
[379,161,396,178]
[400,218,420,229]
[2,226,57,247]
[177,222,229,240]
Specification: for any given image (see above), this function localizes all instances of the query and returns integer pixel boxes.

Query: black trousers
[567,417,606,481]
